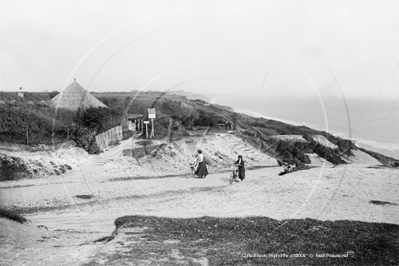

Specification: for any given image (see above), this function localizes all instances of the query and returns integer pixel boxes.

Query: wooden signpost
[148,108,156,138]
[144,121,149,139]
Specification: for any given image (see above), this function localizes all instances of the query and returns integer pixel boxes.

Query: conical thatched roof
[51,81,107,111]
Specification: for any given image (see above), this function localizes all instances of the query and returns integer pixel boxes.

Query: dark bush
[59,165,66,173]
[336,139,356,156]
[193,109,225,127]
[0,108,52,145]
[0,155,30,181]
[0,208,28,224]
[48,91,59,99]
[302,134,313,142]
[78,107,122,133]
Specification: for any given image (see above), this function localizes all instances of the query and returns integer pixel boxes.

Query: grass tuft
[369,200,398,206]
[0,208,28,224]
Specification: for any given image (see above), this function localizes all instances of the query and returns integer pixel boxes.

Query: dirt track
[1,135,398,265]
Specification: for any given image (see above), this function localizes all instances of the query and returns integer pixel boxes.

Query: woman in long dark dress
[194,149,208,178]
[234,155,245,181]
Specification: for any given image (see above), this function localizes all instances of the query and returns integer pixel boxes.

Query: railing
[95,125,123,151]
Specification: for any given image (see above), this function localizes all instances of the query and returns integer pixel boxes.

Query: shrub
[0,208,28,224]
[0,155,30,181]
[78,107,122,133]
[0,108,52,145]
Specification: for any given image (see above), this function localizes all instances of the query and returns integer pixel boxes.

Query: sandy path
[3,164,396,237]
[2,164,398,266]
[2,137,398,265]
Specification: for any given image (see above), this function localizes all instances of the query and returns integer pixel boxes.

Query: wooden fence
[95,125,123,151]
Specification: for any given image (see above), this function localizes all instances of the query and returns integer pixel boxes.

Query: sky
[0,0,398,100]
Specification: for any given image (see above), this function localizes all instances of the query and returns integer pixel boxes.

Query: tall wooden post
[167,117,173,140]
[144,121,149,139]
[150,118,155,138]
[148,108,156,139]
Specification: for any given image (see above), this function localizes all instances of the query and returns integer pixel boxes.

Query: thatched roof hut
[51,80,107,111]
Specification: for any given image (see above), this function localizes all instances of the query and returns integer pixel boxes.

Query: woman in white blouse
[194,149,208,178]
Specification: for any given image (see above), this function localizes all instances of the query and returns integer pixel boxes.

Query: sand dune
[1,134,398,265]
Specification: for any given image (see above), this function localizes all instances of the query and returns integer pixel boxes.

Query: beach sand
[1,134,398,265]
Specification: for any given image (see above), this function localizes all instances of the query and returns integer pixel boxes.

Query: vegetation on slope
[84,215,398,265]
[0,153,73,181]
[1,91,398,167]
[0,106,122,152]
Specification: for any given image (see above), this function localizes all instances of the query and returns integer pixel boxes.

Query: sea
[211,95,399,160]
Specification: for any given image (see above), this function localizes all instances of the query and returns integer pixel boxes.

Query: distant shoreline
[210,95,399,160]
[210,95,334,131]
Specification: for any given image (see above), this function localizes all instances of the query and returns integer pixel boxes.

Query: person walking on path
[234,155,245,181]
[227,121,232,130]
[194,149,208,178]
